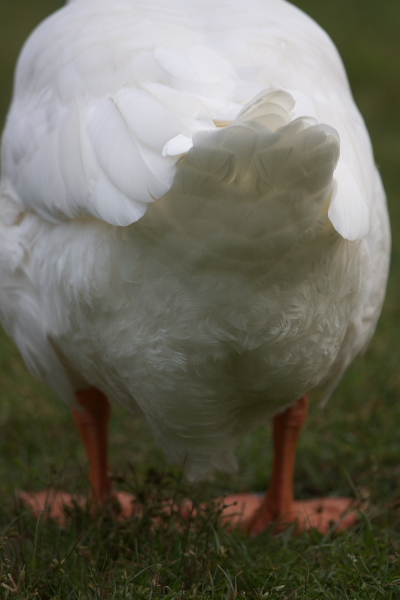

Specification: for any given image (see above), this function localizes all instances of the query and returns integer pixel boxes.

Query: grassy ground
[1,0,400,598]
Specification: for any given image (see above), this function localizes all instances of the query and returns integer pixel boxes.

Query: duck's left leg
[72,388,112,504]
[221,395,358,534]
[21,388,136,520]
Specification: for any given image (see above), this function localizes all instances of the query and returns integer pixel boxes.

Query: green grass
[1,0,400,598]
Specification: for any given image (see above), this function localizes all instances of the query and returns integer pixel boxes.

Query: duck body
[0,0,390,482]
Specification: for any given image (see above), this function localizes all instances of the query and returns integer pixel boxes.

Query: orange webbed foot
[19,489,140,524]
[219,493,359,535]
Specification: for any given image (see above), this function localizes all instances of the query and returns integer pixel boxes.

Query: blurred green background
[0,0,399,506]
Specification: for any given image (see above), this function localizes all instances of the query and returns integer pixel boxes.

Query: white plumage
[0,0,390,482]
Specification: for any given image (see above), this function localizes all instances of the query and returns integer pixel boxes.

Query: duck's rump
[2,114,381,480]
[0,0,390,479]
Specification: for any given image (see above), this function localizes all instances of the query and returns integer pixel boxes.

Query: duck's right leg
[220,395,358,534]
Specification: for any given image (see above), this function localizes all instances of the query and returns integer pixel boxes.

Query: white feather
[0,0,390,479]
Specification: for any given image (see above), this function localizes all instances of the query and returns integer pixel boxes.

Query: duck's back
[2,0,366,227]
[0,0,390,478]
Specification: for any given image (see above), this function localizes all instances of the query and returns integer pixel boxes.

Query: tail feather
[168,90,340,236]
[172,89,368,243]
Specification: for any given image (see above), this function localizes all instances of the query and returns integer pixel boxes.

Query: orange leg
[21,387,137,521]
[73,388,138,517]
[254,395,309,523]
[221,395,358,534]
[73,388,112,504]
[20,391,357,531]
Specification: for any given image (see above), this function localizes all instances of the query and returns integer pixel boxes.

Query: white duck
[0,0,390,533]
